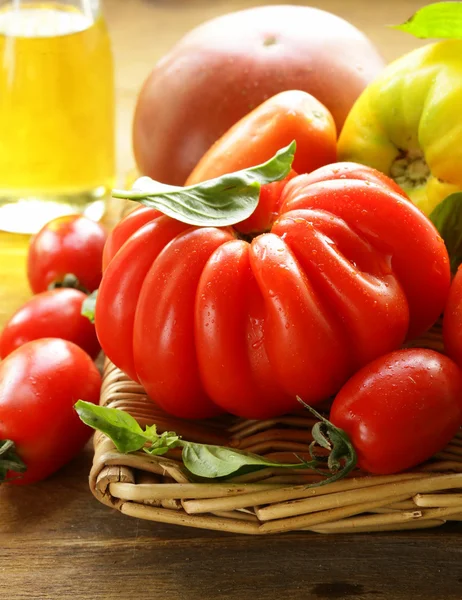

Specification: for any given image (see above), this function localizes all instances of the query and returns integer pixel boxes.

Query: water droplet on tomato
[252,338,264,350]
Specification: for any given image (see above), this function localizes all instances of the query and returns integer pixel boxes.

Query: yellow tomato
[338,40,462,215]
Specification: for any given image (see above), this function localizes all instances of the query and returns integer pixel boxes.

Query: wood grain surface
[2,440,462,600]
[2,1,461,599]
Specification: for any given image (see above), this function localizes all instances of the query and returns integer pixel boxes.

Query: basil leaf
[112,141,296,227]
[81,290,98,324]
[391,2,462,38]
[429,192,462,273]
[182,443,306,480]
[75,400,149,453]
[75,402,357,485]
[143,428,181,456]
[75,401,183,456]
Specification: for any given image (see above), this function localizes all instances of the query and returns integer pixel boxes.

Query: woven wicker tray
[90,342,462,535]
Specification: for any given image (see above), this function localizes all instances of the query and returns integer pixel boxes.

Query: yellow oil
[0,2,115,234]
[0,231,31,328]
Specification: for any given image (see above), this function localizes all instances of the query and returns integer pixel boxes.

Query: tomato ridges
[98,163,450,419]
[280,177,450,339]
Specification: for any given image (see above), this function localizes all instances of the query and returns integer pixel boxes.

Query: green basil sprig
[111,141,296,228]
[75,399,356,485]
[392,2,462,39]
[429,192,462,274]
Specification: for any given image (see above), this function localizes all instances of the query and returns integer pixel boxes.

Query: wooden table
[1,1,461,598]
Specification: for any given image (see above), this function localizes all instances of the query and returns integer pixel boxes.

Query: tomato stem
[297,397,358,482]
[0,439,27,484]
[235,229,271,243]
[390,149,430,189]
[48,273,89,294]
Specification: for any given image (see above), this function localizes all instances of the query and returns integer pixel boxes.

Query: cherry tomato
[0,289,100,360]
[0,339,101,485]
[330,348,462,474]
[443,265,462,367]
[27,214,107,294]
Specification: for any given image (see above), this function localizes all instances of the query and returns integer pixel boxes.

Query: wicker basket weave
[90,352,462,535]
[91,201,462,533]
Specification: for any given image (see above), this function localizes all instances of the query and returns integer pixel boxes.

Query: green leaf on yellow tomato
[392,2,462,39]
[112,141,296,228]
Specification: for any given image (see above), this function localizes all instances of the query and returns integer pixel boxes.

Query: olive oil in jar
[0,1,115,234]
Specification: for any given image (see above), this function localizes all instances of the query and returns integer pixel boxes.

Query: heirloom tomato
[338,40,462,217]
[133,5,384,185]
[97,160,450,420]
[0,339,101,485]
[330,349,462,474]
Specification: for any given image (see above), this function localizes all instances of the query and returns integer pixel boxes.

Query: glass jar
[0,0,115,234]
